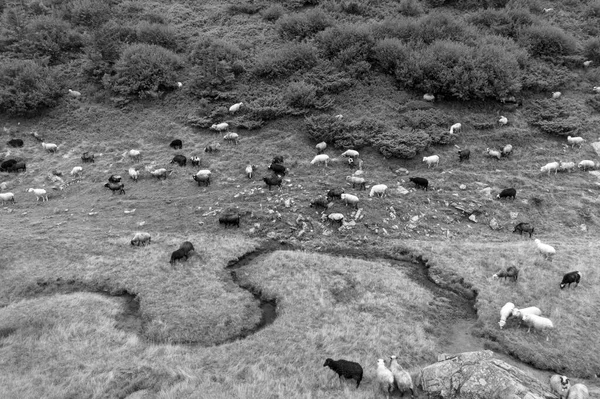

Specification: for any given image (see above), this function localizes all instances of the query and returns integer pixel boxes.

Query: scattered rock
[124,209,136,214]
[459,184,466,190]
[591,142,600,157]
[284,198,292,208]
[411,215,419,223]
[479,187,492,198]
[394,168,409,175]
[88,212,98,216]
[510,212,518,220]
[588,170,600,178]
[469,215,477,223]
[396,185,409,195]
[580,224,587,232]
[489,218,500,230]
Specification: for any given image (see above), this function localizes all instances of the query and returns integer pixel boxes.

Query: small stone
[460,184,466,190]
[411,215,419,222]
[580,224,587,232]
[489,218,500,230]
[397,186,409,195]
[394,168,409,175]
[469,215,477,223]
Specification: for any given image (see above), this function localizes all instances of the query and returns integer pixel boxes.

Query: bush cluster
[135,21,180,51]
[519,25,578,58]
[21,15,84,63]
[262,4,285,22]
[283,81,333,110]
[584,38,600,63]
[315,24,374,68]
[467,8,537,39]
[372,13,473,44]
[66,0,112,28]
[252,43,318,79]
[520,60,573,92]
[276,9,331,40]
[525,98,587,136]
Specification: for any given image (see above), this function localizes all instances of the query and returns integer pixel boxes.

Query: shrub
[400,109,452,130]
[252,43,318,79]
[584,38,600,63]
[262,4,285,22]
[588,0,600,17]
[416,12,474,45]
[340,1,368,15]
[372,129,431,159]
[276,9,331,40]
[315,24,375,67]
[520,59,573,92]
[21,15,83,63]
[467,8,537,38]
[103,43,183,96]
[519,24,577,58]
[83,20,137,80]
[587,96,600,113]
[304,115,382,149]
[525,98,587,136]
[67,0,112,28]
[187,36,243,94]
[0,59,61,115]
[189,35,243,66]
[397,0,423,16]
[302,60,354,94]
[283,81,333,110]
[246,95,289,122]
[370,17,419,41]
[228,2,262,15]
[373,38,409,74]
[135,21,179,51]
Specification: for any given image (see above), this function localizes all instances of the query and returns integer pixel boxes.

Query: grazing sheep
[7,138,23,147]
[584,60,593,68]
[176,81,183,88]
[210,122,229,132]
[28,188,48,201]
[170,155,187,167]
[552,91,562,99]
[219,213,240,228]
[81,152,95,163]
[6,161,26,173]
[558,161,576,173]
[423,93,435,102]
[310,196,330,209]
[501,144,513,157]
[498,302,515,329]
[498,116,508,126]
[108,175,122,183]
[458,148,470,162]
[70,166,83,177]
[323,358,363,389]
[422,155,440,168]
[272,155,284,164]
[376,359,395,399]
[567,383,589,399]
[193,170,211,186]
[549,374,571,399]
[535,239,556,260]
[594,86,600,94]
[41,142,58,153]
[346,175,366,190]
[229,102,243,113]
[0,192,15,205]
[68,89,81,98]
[341,149,359,158]
[492,266,519,282]
[335,114,343,120]
[560,271,581,289]
[245,164,256,179]
[190,156,201,167]
[512,307,542,324]
[169,139,182,149]
[389,355,414,397]
[150,168,170,180]
[223,132,239,145]
[128,168,139,182]
[263,175,282,190]
[268,163,287,176]
[170,248,189,265]
[0,159,16,172]
[204,143,221,153]
[513,222,534,237]
[327,187,345,200]
[567,136,585,149]
[485,148,502,160]
[409,177,428,191]
[328,213,344,226]
[449,123,461,134]
[130,232,151,246]
[179,241,195,255]
[311,154,330,167]
[497,188,516,200]
[578,160,595,171]
[522,313,554,340]
[128,149,142,162]
[541,161,560,175]
[316,141,327,154]
[104,182,125,195]
[341,193,359,209]
[369,184,388,198]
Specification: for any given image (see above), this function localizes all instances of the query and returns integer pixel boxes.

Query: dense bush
[83,20,137,80]
[584,38,600,63]
[0,59,61,115]
[103,43,183,96]
[252,43,318,78]
[66,0,112,28]
[397,0,423,16]
[372,129,431,158]
[21,15,83,63]
[520,59,573,92]
[315,24,374,67]
[525,98,586,136]
[371,13,473,44]
[189,36,243,66]
[400,109,452,130]
[283,81,333,110]
[519,24,577,58]
[302,61,354,94]
[587,0,600,17]
[262,4,285,21]
[135,21,179,51]
[467,8,537,38]
[246,95,290,122]
[373,38,409,74]
[276,9,331,40]
[227,2,262,15]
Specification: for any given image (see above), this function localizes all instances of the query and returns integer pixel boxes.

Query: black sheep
[179,241,195,255]
[170,248,188,265]
[263,176,282,190]
[458,148,470,162]
[310,196,330,210]
[268,163,287,176]
[104,182,125,194]
[493,266,519,282]
[169,139,183,149]
[7,139,23,148]
[560,271,581,289]
[0,159,17,172]
[6,161,26,173]
[513,222,534,238]
[81,152,95,163]
[108,175,122,183]
[323,358,363,389]
[497,188,516,200]
[409,177,429,191]
[170,155,187,167]
[219,213,240,228]
[272,155,284,164]
[327,188,345,200]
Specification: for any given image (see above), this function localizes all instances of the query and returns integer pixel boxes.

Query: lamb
[311,154,330,167]
[341,149,359,158]
[0,192,15,205]
[310,196,330,209]
[263,175,282,190]
[341,193,359,209]
[130,232,151,246]
[345,175,366,190]
[376,359,395,399]
[552,91,562,99]
[558,161,576,173]
[210,122,229,132]
[535,239,556,261]
[423,93,435,102]
[28,188,48,202]
[108,175,122,183]
[458,148,470,162]
[245,164,256,179]
[81,152,95,163]
[449,123,461,134]
[169,248,189,265]
[409,177,428,191]
[128,168,139,182]
[389,355,414,397]
[327,187,345,200]
[68,89,81,98]
[150,168,170,180]
[268,163,287,176]
[190,156,201,167]
[104,182,125,194]
[566,383,589,399]
[219,213,240,228]
[229,102,243,113]
[41,142,58,153]
[223,132,239,145]
[513,222,534,237]
[560,271,581,289]
[492,266,519,282]
[422,155,440,168]
[7,138,23,147]
[498,302,515,329]
[323,358,363,389]
[549,374,571,399]
[498,116,508,126]
[128,149,141,162]
[170,155,187,167]
[70,166,83,177]
[566,136,585,149]
[193,170,211,186]
[169,139,182,149]
[578,160,595,171]
[501,144,513,157]
[369,184,388,198]
[328,213,344,226]
[522,313,554,340]
[485,148,501,160]
[316,141,327,154]
[204,143,221,153]
[497,188,516,200]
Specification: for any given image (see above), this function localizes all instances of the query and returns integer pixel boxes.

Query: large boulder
[419,351,553,399]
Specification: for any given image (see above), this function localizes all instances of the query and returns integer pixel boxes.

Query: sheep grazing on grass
[268,163,287,176]
[7,138,23,147]
[498,302,515,329]
[0,192,15,205]
[423,93,435,102]
[81,152,94,163]
[328,213,344,226]
[560,271,581,289]
[28,188,48,202]
[128,168,139,182]
[409,177,428,191]
[558,161,576,173]
[535,239,555,261]
[130,232,151,246]
[41,142,58,153]
[449,123,461,134]
[376,359,395,399]
[485,148,501,160]
[513,222,534,237]
[323,358,363,389]
[497,188,516,200]
[346,175,366,190]
[179,241,195,256]
[369,184,388,198]
[422,155,440,168]
[584,60,593,67]
[341,149,359,158]
[150,168,171,180]
[341,193,359,209]
[128,149,141,162]
[492,266,519,282]
[229,102,243,113]
[104,182,125,195]
[458,148,470,162]
[223,132,239,145]
[389,356,414,397]
[219,213,240,228]
[190,156,201,167]
[512,307,542,326]
[540,161,560,175]
[567,383,589,399]
[549,375,571,399]
[193,170,211,186]
[70,166,83,177]
[311,154,330,167]
[263,175,282,190]
[170,248,189,265]
[552,91,562,99]
[501,144,513,157]
[204,143,221,153]
[310,196,330,210]
[245,164,256,179]
[578,160,596,171]
[4,161,26,173]
[169,139,182,149]
[316,141,327,154]
[327,187,345,200]
[210,122,229,132]
[272,155,284,164]
[108,175,122,183]
[170,155,187,167]
[522,313,554,340]
[567,136,585,149]
[498,116,508,126]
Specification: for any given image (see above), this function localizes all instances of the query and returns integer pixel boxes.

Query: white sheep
[150,168,170,179]
[583,60,592,68]
[315,141,327,154]
[534,239,556,260]
[389,356,413,397]
[311,154,330,167]
[28,188,48,202]
[176,82,183,88]
[341,149,359,158]
[0,192,15,205]
[566,383,589,399]
[341,193,359,208]
[41,142,58,153]
[498,116,508,126]
[128,168,139,181]
[566,136,585,148]
[593,86,600,94]
[229,102,243,113]
[223,132,239,145]
[540,161,560,175]
[346,175,366,190]
[578,160,596,171]
[552,91,562,99]
[210,122,229,132]
[449,123,461,134]
[128,149,141,162]
[549,374,571,399]
[522,313,554,340]
[327,213,344,225]
[68,89,81,98]
[498,302,515,329]
[245,164,256,179]
[501,144,513,157]
[376,359,395,399]
[485,148,501,160]
[70,166,83,177]
[335,114,343,120]
[130,232,151,246]
[369,184,388,198]
[422,155,440,168]
[511,306,542,320]
[558,161,576,172]
[423,93,435,102]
